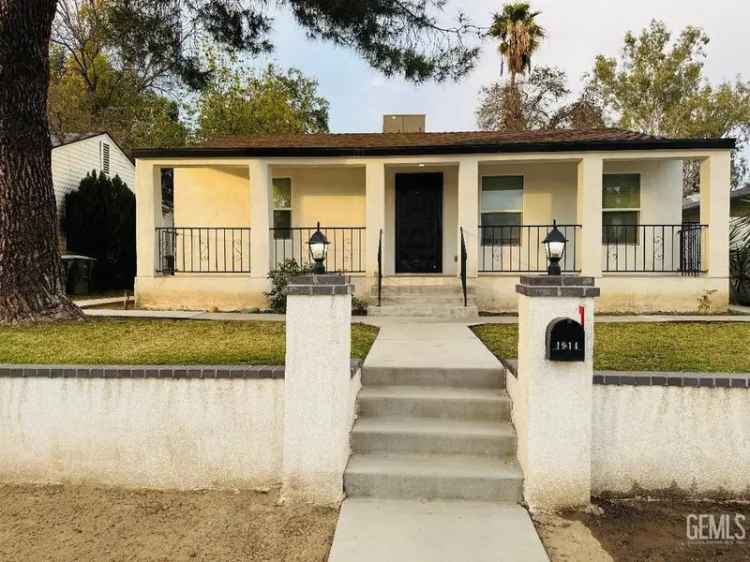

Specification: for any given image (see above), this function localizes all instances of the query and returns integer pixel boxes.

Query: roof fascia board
[132,138,735,160]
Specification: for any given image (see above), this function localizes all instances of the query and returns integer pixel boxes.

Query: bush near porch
[472,322,750,373]
[62,171,136,291]
[0,319,379,365]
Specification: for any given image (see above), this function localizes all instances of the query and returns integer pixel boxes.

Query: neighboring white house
[51,132,135,250]
[684,183,750,248]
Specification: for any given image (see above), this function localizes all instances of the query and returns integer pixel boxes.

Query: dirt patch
[0,484,338,562]
[535,499,750,562]
[533,511,613,562]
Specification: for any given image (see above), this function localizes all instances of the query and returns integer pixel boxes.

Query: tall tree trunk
[0,0,83,324]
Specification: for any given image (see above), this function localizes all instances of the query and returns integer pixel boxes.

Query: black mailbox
[546,318,585,362]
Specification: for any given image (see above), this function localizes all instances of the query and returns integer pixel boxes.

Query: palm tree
[489,3,545,89]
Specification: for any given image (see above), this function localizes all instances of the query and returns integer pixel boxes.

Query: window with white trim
[272,177,292,239]
[481,175,523,245]
[603,174,640,244]
[101,142,111,175]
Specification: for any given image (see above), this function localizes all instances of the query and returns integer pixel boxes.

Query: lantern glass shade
[310,241,327,261]
[545,240,565,260]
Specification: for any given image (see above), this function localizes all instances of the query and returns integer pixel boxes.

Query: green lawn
[0,319,379,365]
[472,322,750,373]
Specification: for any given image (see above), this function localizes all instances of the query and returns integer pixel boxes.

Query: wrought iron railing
[460,227,468,306]
[478,224,581,273]
[156,227,251,274]
[602,224,707,275]
[270,226,366,273]
[377,229,383,306]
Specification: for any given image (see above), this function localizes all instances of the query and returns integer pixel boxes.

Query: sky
[252,0,749,134]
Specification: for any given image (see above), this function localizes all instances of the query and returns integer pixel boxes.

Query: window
[481,175,523,245]
[272,178,292,239]
[603,174,640,244]
[101,142,111,175]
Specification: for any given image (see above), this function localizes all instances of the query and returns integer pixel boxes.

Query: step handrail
[460,227,468,307]
[377,228,383,307]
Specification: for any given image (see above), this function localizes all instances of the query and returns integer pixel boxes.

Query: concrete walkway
[328,321,549,562]
[328,499,548,562]
[83,308,285,321]
[364,319,502,370]
[74,296,134,309]
[83,308,750,324]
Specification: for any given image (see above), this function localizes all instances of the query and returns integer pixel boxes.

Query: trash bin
[61,254,96,295]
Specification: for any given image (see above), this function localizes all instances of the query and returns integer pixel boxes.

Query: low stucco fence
[591,372,750,498]
[0,362,361,495]
[504,350,750,502]
[0,275,361,506]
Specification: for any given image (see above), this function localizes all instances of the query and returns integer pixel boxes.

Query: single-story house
[131,115,733,314]
[684,184,749,248]
[52,132,135,250]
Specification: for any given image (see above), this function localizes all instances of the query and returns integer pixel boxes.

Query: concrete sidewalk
[328,499,548,562]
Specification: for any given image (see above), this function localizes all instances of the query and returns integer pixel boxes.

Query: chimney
[383,114,426,133]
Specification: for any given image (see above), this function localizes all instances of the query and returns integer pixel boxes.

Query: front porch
[134,150,730,313]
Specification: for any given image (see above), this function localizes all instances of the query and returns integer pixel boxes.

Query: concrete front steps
[344,366,523,502]
[368,277,479,319]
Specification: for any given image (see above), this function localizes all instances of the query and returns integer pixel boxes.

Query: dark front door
[395,173,443,273]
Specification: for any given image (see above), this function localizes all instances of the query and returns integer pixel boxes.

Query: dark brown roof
[50,132,102,148]
[133,128,735,158]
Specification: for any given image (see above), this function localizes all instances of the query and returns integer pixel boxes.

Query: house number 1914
[552,340,580,352]
[545,318,586,362]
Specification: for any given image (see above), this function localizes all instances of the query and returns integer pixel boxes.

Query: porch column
[135,160,162,278]
[457,157,479,278]
[700,152,731,278]
[365,161,386,280]
[249,159,272,278]
[576,155,604,277]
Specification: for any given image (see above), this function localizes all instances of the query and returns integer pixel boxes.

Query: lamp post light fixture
[308,222,330,274]
[543,220,567,276]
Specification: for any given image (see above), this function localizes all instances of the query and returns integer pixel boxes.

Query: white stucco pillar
[249,159,272,278]
[282,274,353,504]
[365,162,386,280]
[135,160,162,278]
[457,158,480,278]
[700,152,731,278]
[512,275,599,510]
[576,156,603,277]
